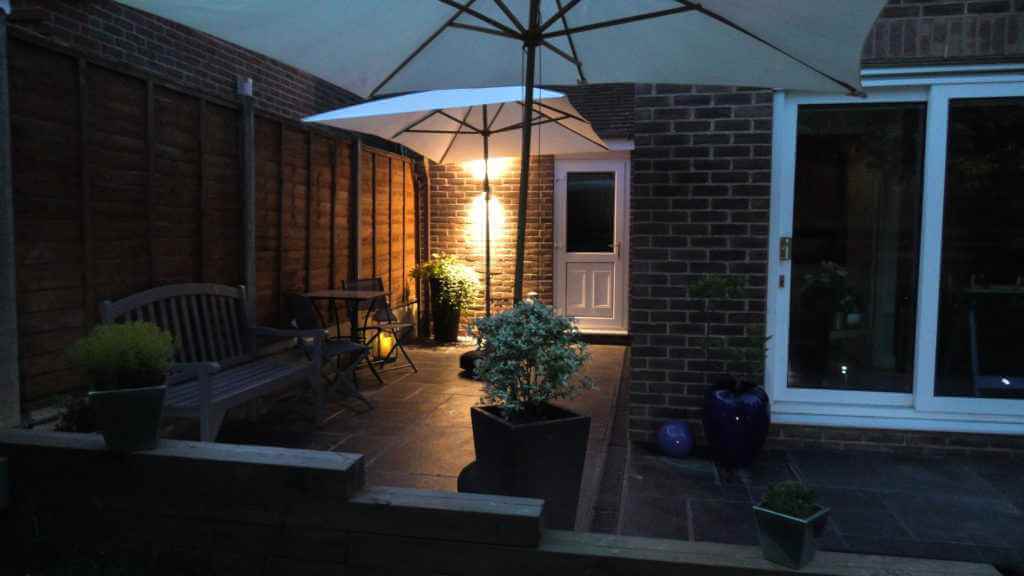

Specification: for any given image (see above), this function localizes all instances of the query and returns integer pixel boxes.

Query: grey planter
[88,385,166,452]
[753,504,831,570]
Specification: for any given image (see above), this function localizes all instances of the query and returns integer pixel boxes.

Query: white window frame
[768,65,1024,435]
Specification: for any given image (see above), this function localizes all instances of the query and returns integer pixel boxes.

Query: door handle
[613,241,621,259]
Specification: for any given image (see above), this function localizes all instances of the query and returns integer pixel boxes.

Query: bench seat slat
[164,358,307,409]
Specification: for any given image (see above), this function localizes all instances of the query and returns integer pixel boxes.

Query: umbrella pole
[512,0,540,304]
[482,107,491,317]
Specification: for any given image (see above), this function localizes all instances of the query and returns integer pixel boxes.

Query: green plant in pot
[68,322,174,451]
[754,481,831,569]
[412,253,480,342]
[469,300,594,529]
[690,274,771,469]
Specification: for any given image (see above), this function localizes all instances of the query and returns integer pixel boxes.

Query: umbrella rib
[541,40,580,66]
[492,0,526,34]
[370,0,479,97]
[542,6,696,38]
[392,110,442,139]
[552,0,587,83]
[533,100,588,124]
[539,0,582,33]
[486,103,506,131]
[448,21,519,39]
[676,0,861,94]
[435,0,521,37]
[531,105,609,150]
[436,109,484,133]
[438,106,475,165]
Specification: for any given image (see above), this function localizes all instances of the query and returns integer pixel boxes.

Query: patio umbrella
[303,86,608,316]
[119,0,888,302]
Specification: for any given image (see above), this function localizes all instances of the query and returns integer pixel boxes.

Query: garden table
[304,289,385,343]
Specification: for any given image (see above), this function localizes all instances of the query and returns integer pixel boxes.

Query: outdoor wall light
[465,157,512,181]
[470,193,505,248]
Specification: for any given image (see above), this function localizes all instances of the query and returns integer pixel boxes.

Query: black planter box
[470,404,590,529]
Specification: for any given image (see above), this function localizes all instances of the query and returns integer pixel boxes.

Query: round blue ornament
[656,420,694,458]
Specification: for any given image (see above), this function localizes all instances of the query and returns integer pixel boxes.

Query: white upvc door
[554,158,629,334]
[767,71,1024,435]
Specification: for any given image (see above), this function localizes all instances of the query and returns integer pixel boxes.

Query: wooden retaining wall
[8,34,421,400]
[0,430,1000,576]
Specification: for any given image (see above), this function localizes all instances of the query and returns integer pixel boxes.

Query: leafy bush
[761,481,818,519]
[473,300,593,417]
[689,274,771,387]
[67,322,175,391]
[412,253,480,312]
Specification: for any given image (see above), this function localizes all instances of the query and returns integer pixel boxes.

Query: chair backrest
[100,283,252,366]
[343,277,392,322]
[286,293,324,331]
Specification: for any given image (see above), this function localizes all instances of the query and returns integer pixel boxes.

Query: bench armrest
[251,326,325,340]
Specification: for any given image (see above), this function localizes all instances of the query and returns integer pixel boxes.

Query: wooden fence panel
[405,162,417,306]
[254,118,281,326]
[152,86,202,286]
[8,41,83,399]
[309,136,332,292]
[7,36,420,399]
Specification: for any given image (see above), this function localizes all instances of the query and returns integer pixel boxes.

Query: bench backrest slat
[100,284,253,364]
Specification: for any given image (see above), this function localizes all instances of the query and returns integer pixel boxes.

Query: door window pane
[788,104,925,393]
[566,172,614,253]
[935,98,1024,399]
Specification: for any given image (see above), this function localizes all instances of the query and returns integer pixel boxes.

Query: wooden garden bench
[100,283,324,442]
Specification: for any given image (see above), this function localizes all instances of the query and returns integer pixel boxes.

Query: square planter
[753,504,831,570]
[89,385,166,452]
[470,404,590,529]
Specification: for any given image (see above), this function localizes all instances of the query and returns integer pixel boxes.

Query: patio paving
[616,443,1024,574]
[210,340,626,530]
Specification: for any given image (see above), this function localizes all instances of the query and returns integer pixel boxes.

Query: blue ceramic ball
[656,420,695,459]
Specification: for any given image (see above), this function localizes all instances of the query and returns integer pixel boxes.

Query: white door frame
[553,156,630,334]
[767,67,1024,435]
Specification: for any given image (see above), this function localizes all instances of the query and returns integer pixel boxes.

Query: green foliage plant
[67,322,175,391]
[760,481,819,519]
[412,253,480,312]
[473,300,593,418]
[690,274,771,389]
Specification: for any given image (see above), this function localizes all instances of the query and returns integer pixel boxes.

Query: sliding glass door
[769,78,1024,431]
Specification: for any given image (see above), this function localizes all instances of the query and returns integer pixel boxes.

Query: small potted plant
[67,322,175,451]
[412,253,480,342]
[470,300,594,529]
[690,274,771,469]
[754,481,831,569]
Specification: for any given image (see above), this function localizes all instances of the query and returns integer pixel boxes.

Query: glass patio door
[768,78,1024,430]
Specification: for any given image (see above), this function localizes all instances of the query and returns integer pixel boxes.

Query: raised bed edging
[0,430,999,576]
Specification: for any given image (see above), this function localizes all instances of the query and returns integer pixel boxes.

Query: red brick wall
[428,157,554,322]
[9,0,360,119]
[629,85,773,443]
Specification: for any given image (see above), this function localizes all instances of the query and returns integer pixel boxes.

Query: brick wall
[864,0,1024,65]
[428,157,554,321]
[628,85,773,444]
[9,0,360,120]
[627,1,1024,444]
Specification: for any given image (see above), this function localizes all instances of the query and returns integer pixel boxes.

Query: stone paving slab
[618,444,1024,574]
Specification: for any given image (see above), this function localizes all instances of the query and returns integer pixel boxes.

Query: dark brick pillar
[629,84,772,444]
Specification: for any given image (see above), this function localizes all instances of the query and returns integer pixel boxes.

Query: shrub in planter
[754,481,831,569]
[68,322,175,451]
[412,253,480,342]
[690,274,771,469]
[470,300,593,529]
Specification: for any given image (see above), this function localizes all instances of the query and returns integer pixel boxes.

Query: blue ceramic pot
[703,380,770,468]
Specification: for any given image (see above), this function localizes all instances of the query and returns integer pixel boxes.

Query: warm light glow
[464,157,512,181]
[470,193,505,248]
[376,332,396,361]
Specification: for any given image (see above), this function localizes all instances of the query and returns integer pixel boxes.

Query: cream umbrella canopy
[304,86,608,315]
[119,0,888,301]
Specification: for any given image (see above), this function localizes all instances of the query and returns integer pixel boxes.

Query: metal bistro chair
[286,293,374,410]
[343,278,417,374]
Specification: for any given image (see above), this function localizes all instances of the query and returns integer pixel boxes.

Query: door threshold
[579,332,631,346]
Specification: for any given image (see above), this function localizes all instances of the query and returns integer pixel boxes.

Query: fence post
[0,3,21,428]
[238,78,256,318]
